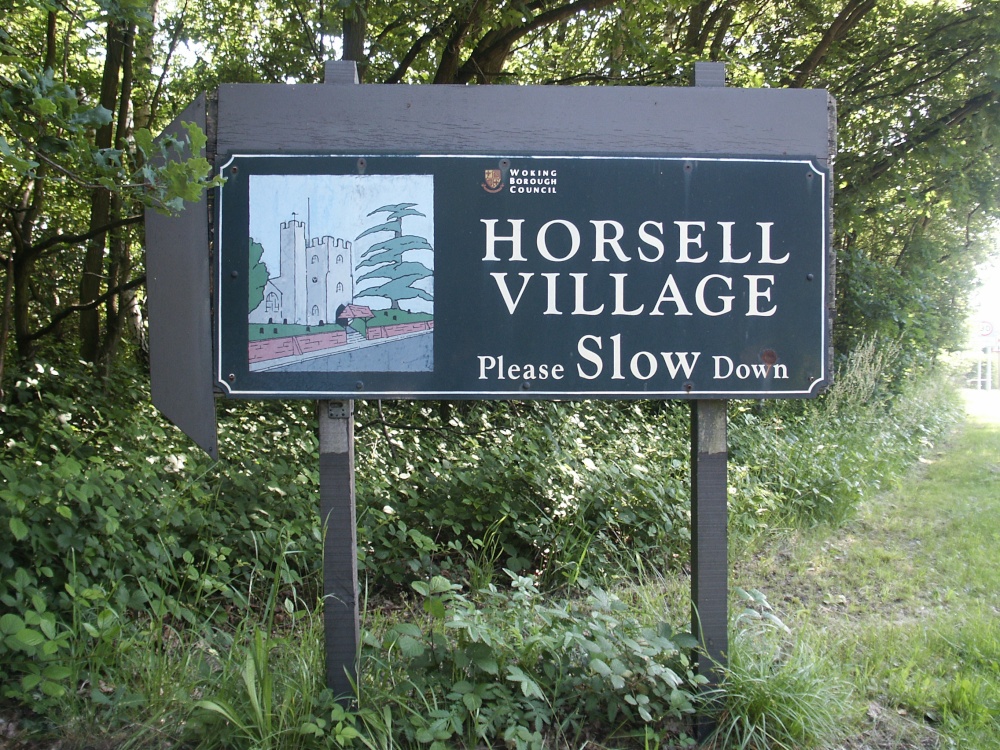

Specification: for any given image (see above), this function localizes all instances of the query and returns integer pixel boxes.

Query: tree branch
[28,273,146,343]
[781,0,877,88]
[31,214,143,256]
[842,89,998,195]
[434,0,486,84]
[386,22,447,84]
[454,0,617,84]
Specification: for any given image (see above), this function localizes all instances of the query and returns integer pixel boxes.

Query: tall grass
[728,337,962,530]
[707,624,855,750]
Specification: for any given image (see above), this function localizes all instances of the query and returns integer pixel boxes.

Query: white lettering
[650,274,692,316]
[660,351,701,379]
[577,335,603,379]
[746,275,777,316]
[675,221,707,263]
[570,273,604,315]
[611,273,643,315]
[695,274,734,316]
[713,357,789,380]
[481,219,526,262]
[610,333,625,380]
[714,355,733,379]
[637,221,665,262]
[541,272,561,315]
[478,355,496,380]
[478,354,567,380]
[590,220,630,262]
[718,222,751,263]
[757,223,788,264]
[630,351,657,380]
[490,272,533,314]
[537,220,580,262]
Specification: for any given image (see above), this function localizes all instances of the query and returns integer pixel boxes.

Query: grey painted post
[318,398,358,698]
[319,60,360,700]
[691,61,729,742]
[690,401,728,730]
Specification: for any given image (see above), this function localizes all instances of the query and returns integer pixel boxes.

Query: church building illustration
[246,192,434,373]
[249,217,356,327]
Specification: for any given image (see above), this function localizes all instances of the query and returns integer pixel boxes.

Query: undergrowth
[0,338,964,746]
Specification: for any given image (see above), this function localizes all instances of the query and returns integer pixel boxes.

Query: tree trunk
[79,19,129,362]
[96,17,138,373]
[0,256,13,397]
[342,0,368,80]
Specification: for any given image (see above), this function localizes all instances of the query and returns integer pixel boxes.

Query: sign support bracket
[319,60,361,702]
[690,62,729,744]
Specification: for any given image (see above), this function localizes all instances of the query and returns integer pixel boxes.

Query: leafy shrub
[348,573,702,749]
[0,356,322,700]
[355,399,692,590]
[727,339,962,529]
[0,338,964,725]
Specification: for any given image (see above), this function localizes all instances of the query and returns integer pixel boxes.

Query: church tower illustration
[249,217,355,326]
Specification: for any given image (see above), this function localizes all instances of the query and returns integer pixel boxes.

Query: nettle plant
[352,573,703,749]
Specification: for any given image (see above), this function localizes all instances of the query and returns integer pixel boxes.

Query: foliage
[0,0,222,375]
[356,399,692,592]
[0,353,321,704]
[2,0,998,746]
[0,344,955,742]
[727,338,964,528]
[705,593,855,750]
[734,404,1000,748]
[347,573,701,749]
[184,570,704,750]
[189,556,326,750]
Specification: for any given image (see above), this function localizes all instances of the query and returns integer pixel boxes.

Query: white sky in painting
[249,174,435,311]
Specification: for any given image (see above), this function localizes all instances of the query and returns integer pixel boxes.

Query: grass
[732,391,1000,748]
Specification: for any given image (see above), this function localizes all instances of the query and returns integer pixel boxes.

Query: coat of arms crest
[482,169,504,193]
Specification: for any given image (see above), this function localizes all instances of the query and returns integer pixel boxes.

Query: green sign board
[217,153,829,399]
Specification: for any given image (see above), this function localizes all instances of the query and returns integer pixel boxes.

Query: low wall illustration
[366,320,434,340]
[249,330,348,364]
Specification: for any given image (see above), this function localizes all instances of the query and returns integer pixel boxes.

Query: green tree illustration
[355,203,433,311]
[248,239,269,313]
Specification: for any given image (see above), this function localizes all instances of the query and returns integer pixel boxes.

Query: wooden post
[690,401,728,706]
[319,59,360,700]
[691,61,729,743]
[319,398,358,698]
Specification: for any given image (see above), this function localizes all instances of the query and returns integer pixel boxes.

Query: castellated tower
[279,219,308,324]
[306,236,354,325]
[250,217,355,327]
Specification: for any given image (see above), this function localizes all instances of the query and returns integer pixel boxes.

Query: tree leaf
[9,517,29,541]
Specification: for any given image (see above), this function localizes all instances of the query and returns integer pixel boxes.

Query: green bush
[727,338,962,529]
[0,356,322,701]
[348,573,702,749]
[0,337,964,729]
[356,400,692,590]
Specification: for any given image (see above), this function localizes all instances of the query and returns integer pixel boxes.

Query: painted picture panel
[245,174,434,374]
